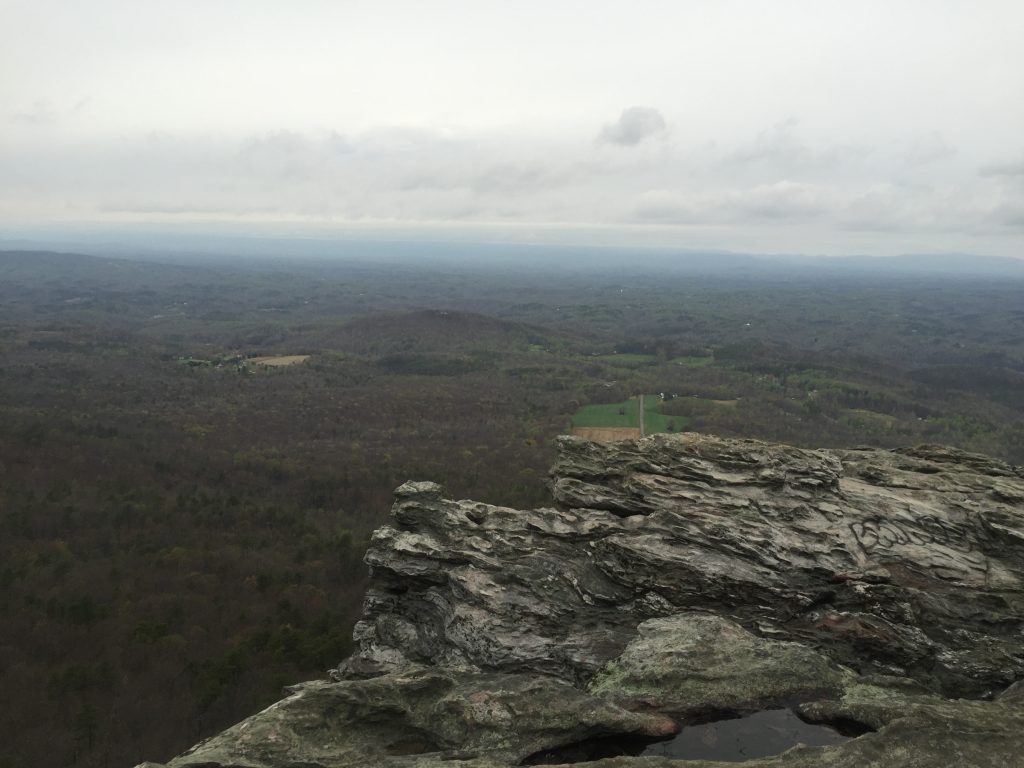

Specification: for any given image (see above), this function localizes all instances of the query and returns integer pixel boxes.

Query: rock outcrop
[146,433,1024,768]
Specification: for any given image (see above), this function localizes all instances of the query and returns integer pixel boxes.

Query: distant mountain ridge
[780,252,1024,277]
[3,240,1022,278]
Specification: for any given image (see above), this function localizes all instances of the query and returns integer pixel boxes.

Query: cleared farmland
[570,395,690,440]
[249,355,311,366]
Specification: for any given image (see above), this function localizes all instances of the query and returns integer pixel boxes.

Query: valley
[1,248,1023,767]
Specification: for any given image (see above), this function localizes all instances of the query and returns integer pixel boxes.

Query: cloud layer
[1,1,1022,256]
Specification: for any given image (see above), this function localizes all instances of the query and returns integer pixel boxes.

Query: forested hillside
[2,250,1022,767]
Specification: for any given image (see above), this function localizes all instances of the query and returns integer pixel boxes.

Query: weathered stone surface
[347,434,1024,696]
[161,666,676,768]
[587,613,855,713]
[146,433,1024,768]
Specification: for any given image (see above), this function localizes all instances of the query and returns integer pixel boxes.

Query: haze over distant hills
[774,252,1024,277]
[2,232,1022,279]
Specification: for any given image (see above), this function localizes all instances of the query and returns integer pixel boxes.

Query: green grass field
[571,398,640,428]
[571,395,690,434]
[643,395,689,433]
[670,355,715,367]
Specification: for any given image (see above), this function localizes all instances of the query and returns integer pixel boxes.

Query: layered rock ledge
[145,433,1024,768]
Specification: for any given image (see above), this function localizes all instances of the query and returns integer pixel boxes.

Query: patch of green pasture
[571,395,691,433]
[669,355,715,367]
[642,394,690,433]
[588,353,657,368]
[571,399,640,428]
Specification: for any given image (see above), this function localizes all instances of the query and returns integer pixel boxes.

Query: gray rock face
[347,435,1024,696]
[150,433,1024,768]
[586,613,855,714]
[161,667,676,768]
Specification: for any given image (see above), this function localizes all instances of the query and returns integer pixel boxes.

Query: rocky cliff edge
[142,433,1024,768]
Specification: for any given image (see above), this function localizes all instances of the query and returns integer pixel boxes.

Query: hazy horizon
[5,226,1024,282]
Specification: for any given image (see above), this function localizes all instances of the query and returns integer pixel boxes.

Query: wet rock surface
[148,433,1024,768]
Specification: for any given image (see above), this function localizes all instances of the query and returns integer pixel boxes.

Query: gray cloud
[904,131,955,166]
[981,159,1024,177]
[726,119,868,176]
[730,118,806,164]
[599,107,667,146]
[632,181,833,226]
[9,100,58,126]
[1,1,1022,257]
[0,119,1017,256]
[731,181,832,220]
[8,98,93,129]
[991,204,1024,227]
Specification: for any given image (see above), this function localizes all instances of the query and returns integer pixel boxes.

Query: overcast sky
[2,0,1023,256]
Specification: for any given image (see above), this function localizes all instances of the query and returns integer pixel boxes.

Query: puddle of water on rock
[641,709,851,762]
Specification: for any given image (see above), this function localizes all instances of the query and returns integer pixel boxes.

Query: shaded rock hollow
[145,433,1024,768]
